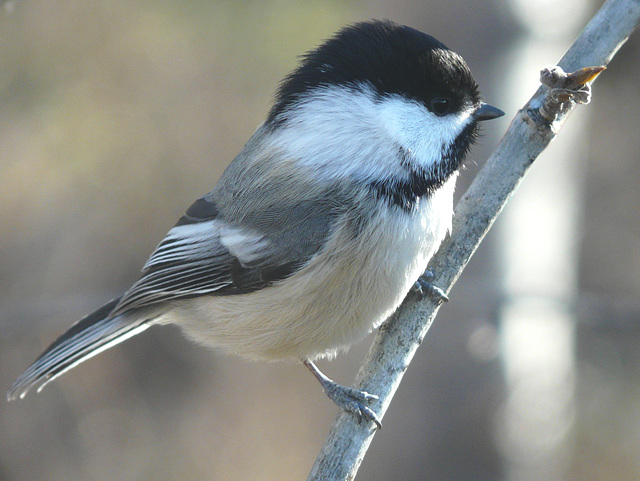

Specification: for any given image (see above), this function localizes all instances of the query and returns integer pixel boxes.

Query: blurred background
[0,0,639,480]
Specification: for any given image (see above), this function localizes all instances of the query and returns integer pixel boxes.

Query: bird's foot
[412,269,449,302]
[322,380,381,429]
[303,360,381,429]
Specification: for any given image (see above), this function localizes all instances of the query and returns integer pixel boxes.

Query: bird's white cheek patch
[378,96,474,169]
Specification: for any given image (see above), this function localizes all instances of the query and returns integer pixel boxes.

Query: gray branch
[306,0,640,479]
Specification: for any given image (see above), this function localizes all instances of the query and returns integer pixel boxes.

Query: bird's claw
[412,270,449,302]
[323,382,382,429]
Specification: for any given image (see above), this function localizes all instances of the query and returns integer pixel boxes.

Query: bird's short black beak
[475,103,505,121]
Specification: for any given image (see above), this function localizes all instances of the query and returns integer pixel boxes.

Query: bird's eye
[431,98,450,116]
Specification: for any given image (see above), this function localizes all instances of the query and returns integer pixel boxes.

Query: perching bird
[8,20,504,427]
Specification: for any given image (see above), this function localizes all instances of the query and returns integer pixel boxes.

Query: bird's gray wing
[110,194,344,316]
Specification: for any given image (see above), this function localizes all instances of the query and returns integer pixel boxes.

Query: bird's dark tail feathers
[7,297,151,401]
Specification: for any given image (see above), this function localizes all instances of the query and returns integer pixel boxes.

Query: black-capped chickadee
[8,20,504,427]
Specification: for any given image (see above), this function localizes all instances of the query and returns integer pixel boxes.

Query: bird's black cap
[268,20,482,124]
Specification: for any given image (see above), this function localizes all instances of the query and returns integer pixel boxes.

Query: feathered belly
[167,182,454,361]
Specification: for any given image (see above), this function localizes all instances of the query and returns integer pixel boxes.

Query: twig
[307,0,640,479]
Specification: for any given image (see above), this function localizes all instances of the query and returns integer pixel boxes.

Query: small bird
[8,20,503,427]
